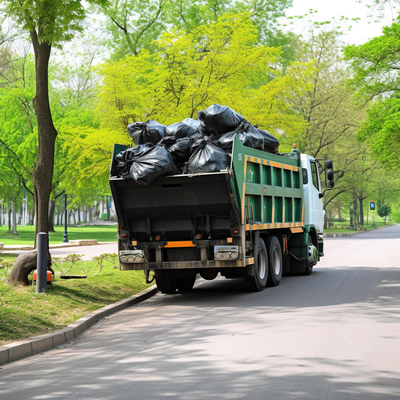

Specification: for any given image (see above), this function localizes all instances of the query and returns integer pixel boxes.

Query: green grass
[0,225,118,246]
[325,220,395,234]
[0,257,151,346]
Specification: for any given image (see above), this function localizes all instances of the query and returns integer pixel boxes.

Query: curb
[324,233,354,238]
[0,285,158,366]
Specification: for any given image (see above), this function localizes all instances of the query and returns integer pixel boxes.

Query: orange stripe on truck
[164,241,196,248]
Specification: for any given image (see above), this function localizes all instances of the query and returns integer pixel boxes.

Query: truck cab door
[302,157,324,233]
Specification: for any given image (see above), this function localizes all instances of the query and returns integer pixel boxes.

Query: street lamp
[63,193,69,243]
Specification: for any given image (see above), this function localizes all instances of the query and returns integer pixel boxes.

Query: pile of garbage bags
[115,104,280,185]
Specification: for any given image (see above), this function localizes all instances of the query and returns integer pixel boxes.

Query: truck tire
[305,237,318,276]
[243,237,268,291]
[266,236,283,287]
[177,275,196,292]
[155,271,177,294]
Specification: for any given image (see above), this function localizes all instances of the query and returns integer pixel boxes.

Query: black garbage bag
[130,145,180,185]
[258,128,280,153]
[182,118,201,133]
[127,120,166,145]
[165,122,197,139]
[185,138,231,174]
[168,137,193,163]
[127,122,146,144]
[145,120,166,143]
[115,144,155,179]
[158,136,177,148]
[197,104,245,136]
[218,121,264,152]
[168,133,203,163]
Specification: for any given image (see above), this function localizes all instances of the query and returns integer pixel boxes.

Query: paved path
[1,226,400,399]
[1,242,118,261]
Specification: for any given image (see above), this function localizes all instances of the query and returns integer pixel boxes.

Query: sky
[283,0,398,45]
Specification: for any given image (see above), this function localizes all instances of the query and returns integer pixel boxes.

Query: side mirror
[325,160,334,188]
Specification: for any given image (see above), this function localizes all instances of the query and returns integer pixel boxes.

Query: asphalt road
[1,226,400,400]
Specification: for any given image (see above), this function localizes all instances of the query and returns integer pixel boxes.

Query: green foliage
[345,18,400,170]
[0,52,36,204]
[1,0,107,46]
[98,0,293,60]
[96,13,311,139]
[52,254,84,276]
[389,204,400,222]
[378,204,391,222]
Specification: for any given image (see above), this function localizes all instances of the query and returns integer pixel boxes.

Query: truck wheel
[266,236,283,287]
[243,238,268,291]
[177,275,196,292]
[155,271,177,294]
[305,237,318,276]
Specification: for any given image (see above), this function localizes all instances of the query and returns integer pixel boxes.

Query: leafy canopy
[96,13,312,133]
[98,0,293,60]
[1,0,108,45]
[345,18,400,169]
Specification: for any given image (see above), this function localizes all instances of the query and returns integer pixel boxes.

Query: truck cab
[301,154,324,234]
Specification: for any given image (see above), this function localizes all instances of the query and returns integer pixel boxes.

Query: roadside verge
[0,285,158,366]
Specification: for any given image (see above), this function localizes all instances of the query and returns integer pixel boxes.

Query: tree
[0,0,107,239]
[0,47,36,233]
[61,14,312,189]
[283,30,369,227]
[345,19,400,170]
[96,13,311,134]
[378,204,391,223]
[97,0,294,61]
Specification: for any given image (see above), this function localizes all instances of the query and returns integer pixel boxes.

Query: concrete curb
[324,233,354,238]
[0,285,158,366]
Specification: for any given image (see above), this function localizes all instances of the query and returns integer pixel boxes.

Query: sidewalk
[0,285,158,366]
[0,239,113,251]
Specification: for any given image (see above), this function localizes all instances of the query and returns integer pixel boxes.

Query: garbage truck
[109,136,334,293]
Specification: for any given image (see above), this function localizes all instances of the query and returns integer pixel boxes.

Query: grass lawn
[325,221,395,234]
[0,225,118,246]
[0,256,151,346]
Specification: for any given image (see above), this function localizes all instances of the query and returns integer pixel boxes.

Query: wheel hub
[308,243,318,266]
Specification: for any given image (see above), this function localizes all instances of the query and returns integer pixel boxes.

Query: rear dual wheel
[243,238,268,291]
[155,271,177,294]
[155,271,196,294]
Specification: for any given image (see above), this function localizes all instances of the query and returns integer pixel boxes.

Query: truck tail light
[119,250,145,264]
[214,245,240,261]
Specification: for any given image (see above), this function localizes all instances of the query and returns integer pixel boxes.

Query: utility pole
[63,193,69,243]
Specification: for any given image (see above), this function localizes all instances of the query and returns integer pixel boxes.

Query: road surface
[1,226,400,399]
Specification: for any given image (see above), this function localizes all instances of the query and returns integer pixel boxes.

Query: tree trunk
[11,200,18,235]
[30,208,35,226]
[106,196,110,221]
[8,252,38,286]
[83,207,87,223]
[8,205,11,232]
[48,199,56,232]
[72,209,77,226]
[30,30,57,244]
[359,196,364,226]
[88,206,93,222]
